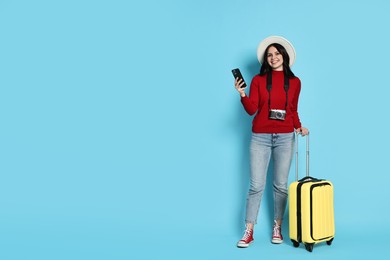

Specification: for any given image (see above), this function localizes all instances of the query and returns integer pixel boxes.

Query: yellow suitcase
[289,133,335,252]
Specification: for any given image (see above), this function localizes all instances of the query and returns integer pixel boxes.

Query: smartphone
[231,68,247,88]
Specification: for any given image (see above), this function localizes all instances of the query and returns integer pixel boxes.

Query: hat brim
[257,36,296,67]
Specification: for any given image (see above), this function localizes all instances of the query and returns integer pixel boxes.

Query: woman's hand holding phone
[232,68,247,97]
[234,77,246,97]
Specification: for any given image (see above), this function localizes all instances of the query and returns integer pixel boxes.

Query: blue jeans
[245,132,295,224]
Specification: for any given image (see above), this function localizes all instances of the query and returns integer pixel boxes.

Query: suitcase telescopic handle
[295,131,309,181]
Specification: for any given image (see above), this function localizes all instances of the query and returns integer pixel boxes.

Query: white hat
[257,36,296,67]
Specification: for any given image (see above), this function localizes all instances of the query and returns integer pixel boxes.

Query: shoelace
[242,229,252,240]
[273,223,281,237]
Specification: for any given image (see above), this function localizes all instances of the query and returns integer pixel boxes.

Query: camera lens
[276,112,282,118]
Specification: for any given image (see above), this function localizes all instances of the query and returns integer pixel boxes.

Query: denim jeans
[245,132,295,225]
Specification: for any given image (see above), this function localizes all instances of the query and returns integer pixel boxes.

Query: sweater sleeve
[240,76,259,116]
[292,78,302,129]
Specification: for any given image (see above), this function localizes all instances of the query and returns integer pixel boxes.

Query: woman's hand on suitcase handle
[296,127,309,136]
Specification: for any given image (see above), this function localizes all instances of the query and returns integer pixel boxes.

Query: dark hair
[259,43,295,78]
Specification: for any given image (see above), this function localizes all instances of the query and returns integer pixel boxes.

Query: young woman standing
[234,36,309,248]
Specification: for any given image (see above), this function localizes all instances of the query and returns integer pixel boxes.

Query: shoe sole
[271,239,283,244]
[237,241,253,248]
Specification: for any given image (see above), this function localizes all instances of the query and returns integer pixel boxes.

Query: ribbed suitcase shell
[289,179,335,248]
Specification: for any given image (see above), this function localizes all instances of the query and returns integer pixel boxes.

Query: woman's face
[266,46,284,71]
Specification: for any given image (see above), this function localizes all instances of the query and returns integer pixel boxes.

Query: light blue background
[1,0,389,259]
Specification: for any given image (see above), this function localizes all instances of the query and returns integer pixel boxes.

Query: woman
[234,36,309,248]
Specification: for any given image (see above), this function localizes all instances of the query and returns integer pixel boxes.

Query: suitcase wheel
[304,243,314,252]
[326,238,334,246]
[291,239,299,248]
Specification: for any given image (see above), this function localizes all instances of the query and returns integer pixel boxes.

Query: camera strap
[266,72,289,110]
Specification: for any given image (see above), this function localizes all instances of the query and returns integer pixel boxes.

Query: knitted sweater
[241,70,302,133]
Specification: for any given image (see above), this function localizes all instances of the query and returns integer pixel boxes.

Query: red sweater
[241,70,302,133]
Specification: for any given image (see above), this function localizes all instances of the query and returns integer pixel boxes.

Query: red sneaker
[271,220,283,244]
[237,229,254,248]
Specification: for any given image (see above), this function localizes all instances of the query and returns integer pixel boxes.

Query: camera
[269,109,286,121]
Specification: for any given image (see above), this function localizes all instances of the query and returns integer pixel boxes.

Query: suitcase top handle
[299,176,323,182]
[295,132,309,181]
